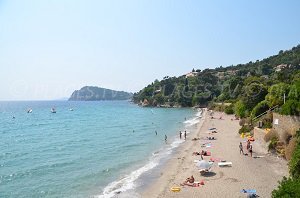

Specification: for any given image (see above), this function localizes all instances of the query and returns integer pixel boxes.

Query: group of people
[179,130,187,140]
[239,140,253,157]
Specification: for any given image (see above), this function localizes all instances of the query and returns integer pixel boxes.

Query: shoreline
[142,110,288,197]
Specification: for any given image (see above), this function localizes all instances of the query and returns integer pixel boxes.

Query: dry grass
[264,129,278,142]
[285,137,297,160]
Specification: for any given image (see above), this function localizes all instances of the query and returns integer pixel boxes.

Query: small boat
[27,109,33,113]
[51,108,56,113]
[69,108,73,111]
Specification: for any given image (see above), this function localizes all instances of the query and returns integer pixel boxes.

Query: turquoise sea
[0,101,200,198]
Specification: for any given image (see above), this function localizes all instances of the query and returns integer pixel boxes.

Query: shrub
[234,100,247,118]
[268,136,279,151]
[272,177,300,197]
[238,125,253,134]
[289,141,300,178]
[280,100,300,116]
[224,104,234,114]
[285,138,297,160]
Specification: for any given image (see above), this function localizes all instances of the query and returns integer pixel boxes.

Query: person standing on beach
[239,142,244,155]
[247,140,250,150]
[165,135,167,143]
[179,131,182,139]
[249,144,253,157]
[184,131,187,140]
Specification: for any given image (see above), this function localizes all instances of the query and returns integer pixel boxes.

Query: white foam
[96,160,158,198]
[183,117,200,126]
[183,109,202,126]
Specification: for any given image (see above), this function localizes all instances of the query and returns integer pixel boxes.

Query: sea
[0,101,201,198]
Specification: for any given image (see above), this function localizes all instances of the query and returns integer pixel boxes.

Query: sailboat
[51,108,56,113]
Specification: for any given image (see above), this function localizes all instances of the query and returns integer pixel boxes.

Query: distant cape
[68,86,133,101]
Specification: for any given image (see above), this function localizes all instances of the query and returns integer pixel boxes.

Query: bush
[268,136,279,151]
[289,141,300,178]
[285,138,297,160]
[238,125,253,134]
[272,177,300,198]
[234,100,247,118]
[280,100,300,116]
[224,104,234,114]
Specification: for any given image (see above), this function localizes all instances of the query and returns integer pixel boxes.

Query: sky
[0,0,300,100]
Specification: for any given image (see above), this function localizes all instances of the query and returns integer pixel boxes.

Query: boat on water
[27,109,32,113]
[51,108,56,113]
[69,108,74,111]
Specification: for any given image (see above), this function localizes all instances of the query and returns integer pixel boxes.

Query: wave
[96,160,158,198]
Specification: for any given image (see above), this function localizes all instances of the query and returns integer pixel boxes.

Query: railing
[252,105,279,121]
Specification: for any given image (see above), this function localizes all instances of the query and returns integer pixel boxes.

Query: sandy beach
[142,109,288,198]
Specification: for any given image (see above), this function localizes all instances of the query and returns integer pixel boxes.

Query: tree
[251,100,269,118]
[234,100,247,118]
[240,81,268,110]
[280,100,300,116]
[288,81,300,100]
[265,83,290,107]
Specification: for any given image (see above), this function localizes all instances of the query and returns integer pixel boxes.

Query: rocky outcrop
[69,86,133,101]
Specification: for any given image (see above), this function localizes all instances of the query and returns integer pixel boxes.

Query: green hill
[69,86,133,101]
[133,44,300,111]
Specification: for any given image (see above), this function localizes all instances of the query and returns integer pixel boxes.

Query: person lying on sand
[192,137,200,141]
[181,175,198,186]
[207,136,216,140]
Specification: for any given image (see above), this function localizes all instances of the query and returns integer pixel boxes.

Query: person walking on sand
[179,131,182,139]
[165,135,167,143]
[239,142,244,155]
[184,131,187,140]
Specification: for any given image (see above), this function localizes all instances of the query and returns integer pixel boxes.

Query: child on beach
[239,142,244,155]
[249,145,253,157]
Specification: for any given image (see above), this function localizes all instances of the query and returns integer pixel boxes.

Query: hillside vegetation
[69,86,133,101]
[133,45,300,117]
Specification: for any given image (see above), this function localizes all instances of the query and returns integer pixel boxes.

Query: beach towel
[253,156,264,158]
[241,189,257,194]
[201,143,212,148]
[209,157,221,162]
[218,162,232,167]
[181,182,201,187]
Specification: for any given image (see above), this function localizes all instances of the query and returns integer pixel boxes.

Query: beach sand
[142,109,288,198]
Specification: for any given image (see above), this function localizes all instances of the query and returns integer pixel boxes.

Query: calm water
[0,101,198,198]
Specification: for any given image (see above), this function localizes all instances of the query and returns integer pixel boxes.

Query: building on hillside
[275,64,288,72]
[185,71,198,78]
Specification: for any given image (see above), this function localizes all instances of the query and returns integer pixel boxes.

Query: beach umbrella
[196,160,213,169]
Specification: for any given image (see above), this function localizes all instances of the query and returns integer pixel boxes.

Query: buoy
[171,187,181,192]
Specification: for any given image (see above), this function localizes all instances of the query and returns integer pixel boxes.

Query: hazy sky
[0,0,300,100]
